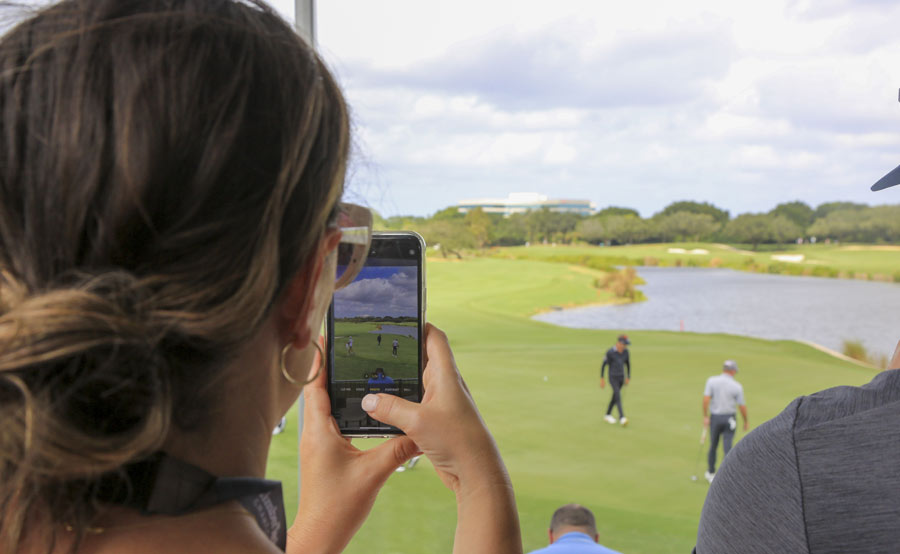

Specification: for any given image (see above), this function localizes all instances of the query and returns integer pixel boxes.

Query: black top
[97,452,286,550]
[601,347,630,379]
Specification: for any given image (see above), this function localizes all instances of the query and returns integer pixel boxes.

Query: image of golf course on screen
[330,264,420,432]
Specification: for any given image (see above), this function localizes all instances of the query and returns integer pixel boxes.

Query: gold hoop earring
[280,340,325,387]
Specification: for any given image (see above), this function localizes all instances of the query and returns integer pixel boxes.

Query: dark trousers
[708,413,736,473]
[605,375,625,418]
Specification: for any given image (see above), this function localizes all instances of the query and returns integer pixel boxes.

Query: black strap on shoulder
[96,452,286,550]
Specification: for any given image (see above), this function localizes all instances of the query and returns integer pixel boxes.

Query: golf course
[266,253,880,553]
[493,242,900,281]
[332,320,419,380]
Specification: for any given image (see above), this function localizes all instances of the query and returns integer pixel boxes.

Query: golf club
[690,427,708,482]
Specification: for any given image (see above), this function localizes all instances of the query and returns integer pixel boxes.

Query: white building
[457,192,596,217]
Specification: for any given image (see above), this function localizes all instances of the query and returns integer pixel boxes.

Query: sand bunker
[771,254,805,263]
[667,248,709,255]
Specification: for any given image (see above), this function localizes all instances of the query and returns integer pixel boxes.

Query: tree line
[336,316,418,324]
[376,200,900,256]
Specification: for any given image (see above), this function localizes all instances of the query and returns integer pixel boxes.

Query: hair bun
[0,271,170,475]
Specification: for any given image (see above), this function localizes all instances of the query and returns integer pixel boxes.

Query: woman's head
[0,0,348,547]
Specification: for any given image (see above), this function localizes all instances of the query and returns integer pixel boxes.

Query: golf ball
[543,376,548,381]
[691,475,698,481]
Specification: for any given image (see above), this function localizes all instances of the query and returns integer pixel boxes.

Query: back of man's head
[549,504,598,541]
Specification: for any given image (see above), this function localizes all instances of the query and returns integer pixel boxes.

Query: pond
[367,324,417,337]
[534,267,900,361]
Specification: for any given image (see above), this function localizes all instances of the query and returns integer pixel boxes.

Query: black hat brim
[871,163,900,191]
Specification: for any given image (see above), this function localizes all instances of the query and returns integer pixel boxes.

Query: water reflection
[534,267,900,360]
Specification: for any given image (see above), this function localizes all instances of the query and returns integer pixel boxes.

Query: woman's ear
[279,231,342,348]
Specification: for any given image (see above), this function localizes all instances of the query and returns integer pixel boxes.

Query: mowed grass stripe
[267,257,877,553]
[494,242,900,279]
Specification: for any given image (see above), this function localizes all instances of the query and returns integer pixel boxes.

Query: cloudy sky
[334,266,418,318]
[271,0,900,218]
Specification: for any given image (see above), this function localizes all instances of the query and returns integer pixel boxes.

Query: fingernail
[361,394,378,412]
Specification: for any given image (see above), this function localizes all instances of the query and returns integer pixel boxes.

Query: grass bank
[267,256,878,553]
[490,243,900,282]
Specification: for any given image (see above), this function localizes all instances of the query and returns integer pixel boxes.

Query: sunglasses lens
[332,204,373,289]
[335,243,359,285]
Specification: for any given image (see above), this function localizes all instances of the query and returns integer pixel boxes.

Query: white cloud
[700,112,793,140]
[267,0,900,217]
[335,267,418,318]
[729,145,824,170]
[543,140,578,165]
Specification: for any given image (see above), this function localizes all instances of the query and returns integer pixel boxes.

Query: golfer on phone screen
[702,360,748,483]
[601,335,631,426]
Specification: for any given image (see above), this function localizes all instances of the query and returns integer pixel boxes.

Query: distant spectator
[527,504,621,554]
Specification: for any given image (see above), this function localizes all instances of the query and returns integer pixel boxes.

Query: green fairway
[332,321,419,380]
[267,256,879,553]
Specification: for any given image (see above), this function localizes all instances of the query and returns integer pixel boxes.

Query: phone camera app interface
[330,239,421,433]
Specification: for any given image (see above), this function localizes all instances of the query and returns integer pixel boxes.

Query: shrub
[842,339,867,361]
[598,267,644,301]
[811,266,839,278]
[842,340,888,368]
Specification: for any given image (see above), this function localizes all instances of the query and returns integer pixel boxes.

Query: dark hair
[0,0,348,550]
[550,504,597,536]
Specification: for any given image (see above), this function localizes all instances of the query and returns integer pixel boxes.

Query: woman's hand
[360,324,522,554]
[287,339,420,554]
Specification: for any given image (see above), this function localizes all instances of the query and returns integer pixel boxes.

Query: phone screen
[327,232,425,436]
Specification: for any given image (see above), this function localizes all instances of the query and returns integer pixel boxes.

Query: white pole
[293,0,317,505]
[294,0,316,46]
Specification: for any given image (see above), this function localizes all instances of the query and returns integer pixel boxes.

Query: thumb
[361,393,418,432]
[365,435,421,476]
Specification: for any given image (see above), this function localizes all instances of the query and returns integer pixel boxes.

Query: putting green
[267,256,878,553]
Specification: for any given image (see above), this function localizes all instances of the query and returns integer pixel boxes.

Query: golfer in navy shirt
[527,504,621,554]
[600,335,631,426]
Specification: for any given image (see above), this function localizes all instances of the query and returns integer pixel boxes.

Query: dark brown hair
[0,0,349,550]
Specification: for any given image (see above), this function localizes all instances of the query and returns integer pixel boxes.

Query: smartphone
[326,231,426,437]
